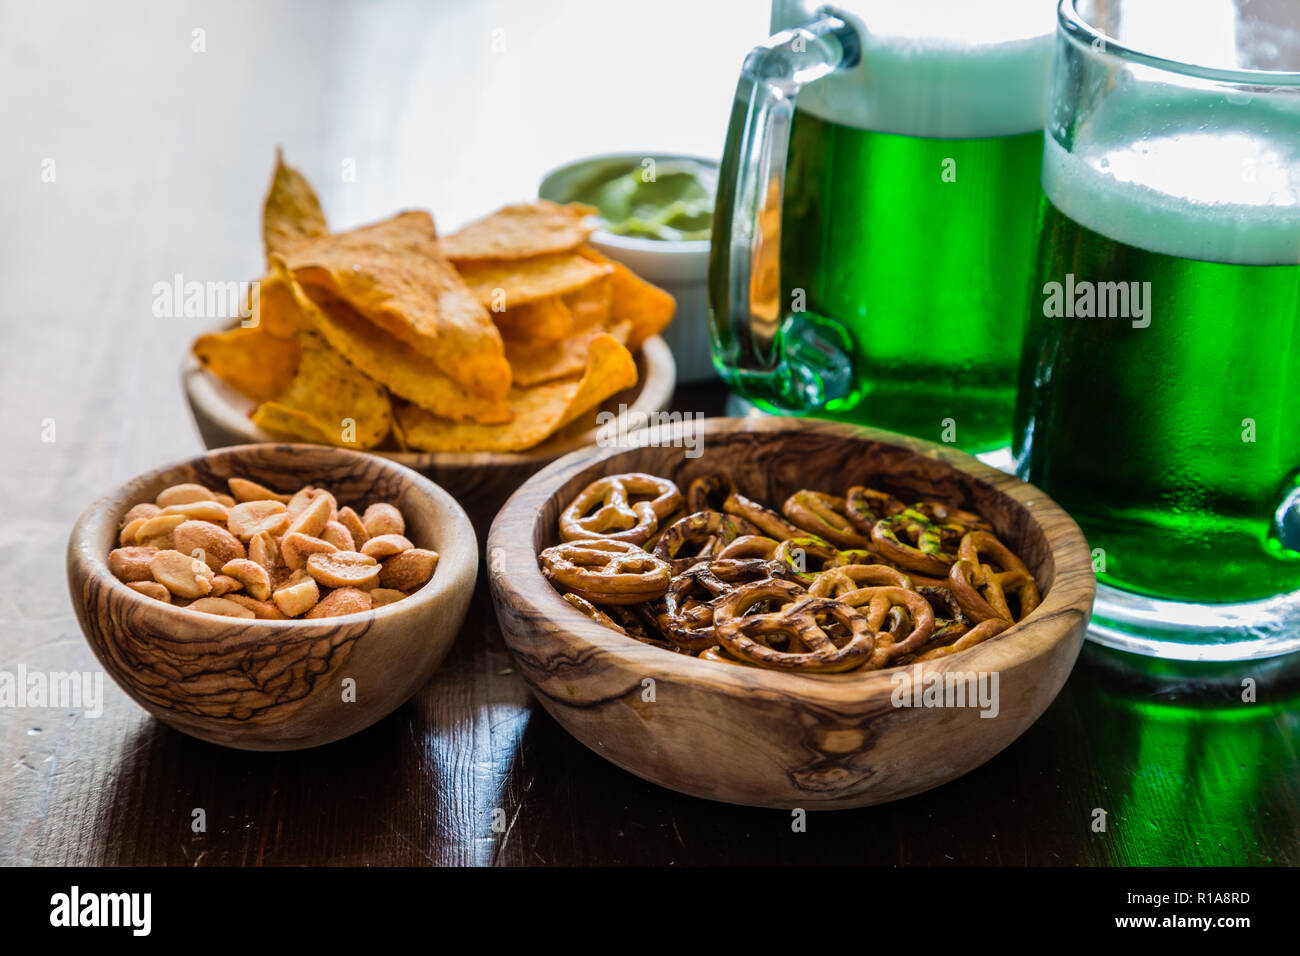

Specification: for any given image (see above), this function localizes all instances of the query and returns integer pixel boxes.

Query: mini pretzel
[773,536,840,584]
[845,486,906,534]
[563,593,626,634]
[652,511,760,571]
[808,564,911,598]
[658,558,778,650]
[714,578,878,673]
[915,500,993,543]
[687,474,737,513]
[836,586,936,663]
[916,618,1009,660]
[870,510,955,577]
[540,538,672,605]
[782,490,873,549]
[717,534,780,560]
[950,532,1040,623]
[724,492,804,541]
[559,473,683,545]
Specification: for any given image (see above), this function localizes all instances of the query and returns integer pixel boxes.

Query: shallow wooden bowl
[488,417,1095,809]
[67,444,478,751]
[182,333,676,529]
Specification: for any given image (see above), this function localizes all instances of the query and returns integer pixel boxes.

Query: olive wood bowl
[67,444,477,750]
[488,416,1095,809]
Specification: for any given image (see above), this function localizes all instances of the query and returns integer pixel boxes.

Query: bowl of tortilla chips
[184,152,676,527]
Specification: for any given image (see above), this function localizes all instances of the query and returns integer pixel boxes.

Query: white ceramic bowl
[539,152,717,384]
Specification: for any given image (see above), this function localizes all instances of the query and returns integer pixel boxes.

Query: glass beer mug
[709,1,1057,453]
[1015,0,1300,658]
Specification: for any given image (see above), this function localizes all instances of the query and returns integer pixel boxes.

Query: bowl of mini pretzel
[488,416,1095,809]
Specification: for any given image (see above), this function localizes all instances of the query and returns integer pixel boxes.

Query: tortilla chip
[565,273,614,329]
[267,257,513,424]
[492,295,573,342]
[262,149,329,265]
[576,246,675,349]
[441,201,596,262]
[396,334,637,452]
[505,320,631,387]
[286,211,510,400]
[249,401,337,445]
[457,251,612,311]
[252,269,311,338]
[192,325,301,403]
[250,332,391,448]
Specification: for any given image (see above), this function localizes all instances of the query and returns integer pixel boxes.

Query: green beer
[776,114,1043,452]
[1015,135,1300,604]
[710,2,1055,454]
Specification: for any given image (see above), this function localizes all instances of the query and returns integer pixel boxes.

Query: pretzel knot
[870,509,956,577]
[845,486,907,534]
[559,473,683,545]
[808,563,912,598]
[657,558,773,650]
[948,531,1041,624]
[653,511,761,572]
[782,491,873,550]
[540,538,672,605]
[836,586,936,663]
[713,578,877,673]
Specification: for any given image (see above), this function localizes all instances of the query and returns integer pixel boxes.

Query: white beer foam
[779,1,1056,137]
[1043,130,1300,265]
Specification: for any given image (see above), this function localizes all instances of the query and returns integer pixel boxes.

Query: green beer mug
[710,1,1056,453]
[1015,0,1300,658]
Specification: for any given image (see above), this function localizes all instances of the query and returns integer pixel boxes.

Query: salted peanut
[288,487,338,521]
[337,507,369,547]
[220,558,271,601]
[135,513,187,549]
[228,477,290,504]
[122,502,161,527]
[227,500,289,541]
[210,574,243,597]
[225,593,287,619]
[108,545,160,583]
[248,530,280,574]
[368,587,406,607]
[127,580,171,603]
[213,492,236,508]
[361,533,412,560]
[173,519,245,571]
[306,587,373,619]
[118,517,149,546]
[286,494,332,539]
[273,573,320,617]
[306,550,379,589]
[189,596,256,619]
[379,548,438,591]
[282,531,338,571]
[362,503,405,538]
[151,549,215,599]
[320,520,355,552]
[161,500,229,523]
[156,483,216,508]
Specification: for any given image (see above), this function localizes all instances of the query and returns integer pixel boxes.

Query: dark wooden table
[2,0,1298,868]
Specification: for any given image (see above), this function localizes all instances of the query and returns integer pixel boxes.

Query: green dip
[567,158,716,241]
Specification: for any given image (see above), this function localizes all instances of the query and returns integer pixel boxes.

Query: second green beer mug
[1016,0,1300,658]
[710,1,1057,453]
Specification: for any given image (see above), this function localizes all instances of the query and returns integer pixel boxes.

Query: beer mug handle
[712,11,859,375]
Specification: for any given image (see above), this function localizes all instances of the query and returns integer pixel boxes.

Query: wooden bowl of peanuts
[488,416,1096,809]
[66,443,477,750]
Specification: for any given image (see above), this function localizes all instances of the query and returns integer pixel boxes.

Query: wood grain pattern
[67,444,478,750]
[488,417,1096,809]
[184,333,677,532]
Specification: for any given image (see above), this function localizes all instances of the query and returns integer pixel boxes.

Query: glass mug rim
[1058,0,1300,87]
